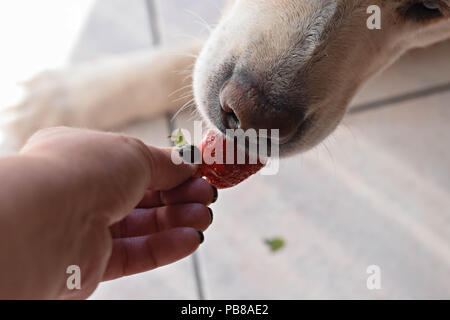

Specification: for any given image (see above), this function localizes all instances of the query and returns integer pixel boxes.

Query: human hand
[0,127,217,299]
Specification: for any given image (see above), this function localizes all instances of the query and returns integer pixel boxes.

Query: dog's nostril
[220,81,234,114]
[229,111,240,126]
[219,80,241,129]
[222,111,240,130]
[220,98,240,129]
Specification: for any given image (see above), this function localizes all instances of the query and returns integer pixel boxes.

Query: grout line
[166,112,175,134]
[192,252,206,300]
[145,0,206,300]
[165,112,206,300]
[144,0,162,46]
[348,82,450,115]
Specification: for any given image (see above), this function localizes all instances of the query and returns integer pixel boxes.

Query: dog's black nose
[219,75,301,143]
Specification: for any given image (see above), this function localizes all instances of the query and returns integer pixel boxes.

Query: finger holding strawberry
[172,129,266,189]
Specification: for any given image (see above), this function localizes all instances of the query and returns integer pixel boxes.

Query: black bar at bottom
[0,300,447,318]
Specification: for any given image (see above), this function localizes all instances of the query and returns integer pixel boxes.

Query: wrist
[0,155,100,298]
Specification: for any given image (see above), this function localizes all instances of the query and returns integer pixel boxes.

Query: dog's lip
[276,124,302,145]
[212,121,304,146]
[254,128,297,145]
[264,116,312,147]
[212,108,303,146]
[209,108,307,147]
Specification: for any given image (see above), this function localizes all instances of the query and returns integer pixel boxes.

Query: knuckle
[28,126,68,140]
[116,134,155,177]
[22,126,74,153]
[118,135,148,156]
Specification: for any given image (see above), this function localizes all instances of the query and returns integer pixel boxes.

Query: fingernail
[208,207,214,224]
[175,145,190,159]
[197,230,205,244]
[175,146,184,157]
[211,185,218,203]
[176,145,201,164]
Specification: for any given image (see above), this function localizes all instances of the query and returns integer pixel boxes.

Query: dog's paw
[0,73,71,153]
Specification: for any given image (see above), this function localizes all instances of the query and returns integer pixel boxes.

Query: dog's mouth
[216,113,311,145]
[213,110,303,145]
[200,92,317,157]
[199,68,310,147]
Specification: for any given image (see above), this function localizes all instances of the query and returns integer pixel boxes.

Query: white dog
[1,0,450,155]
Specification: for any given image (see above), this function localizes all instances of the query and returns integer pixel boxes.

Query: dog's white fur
[1,0,450,154]
[194,0,450,155]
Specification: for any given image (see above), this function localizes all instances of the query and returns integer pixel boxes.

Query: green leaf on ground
[264,237,285,252]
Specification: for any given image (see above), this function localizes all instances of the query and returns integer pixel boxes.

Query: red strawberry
[198,130,266,189]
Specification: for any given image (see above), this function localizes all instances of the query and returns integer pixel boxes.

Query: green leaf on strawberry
[168,129,188,147]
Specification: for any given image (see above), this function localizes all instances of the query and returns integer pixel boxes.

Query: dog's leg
[0,42,202,150]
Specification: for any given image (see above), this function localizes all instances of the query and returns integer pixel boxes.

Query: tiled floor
[91,0,450,299]
[1,1,448,299]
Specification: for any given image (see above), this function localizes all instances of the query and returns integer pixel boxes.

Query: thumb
[145,146,199,191]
